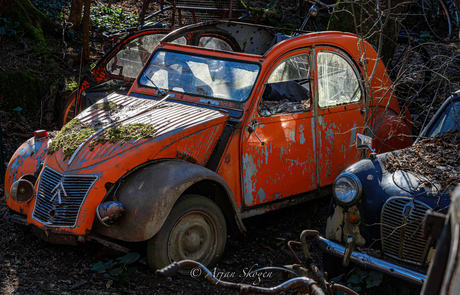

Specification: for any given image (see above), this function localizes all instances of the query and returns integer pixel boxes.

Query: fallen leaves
[384,129,460,191]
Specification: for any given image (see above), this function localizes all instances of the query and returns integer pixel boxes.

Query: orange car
[5,20,412,270]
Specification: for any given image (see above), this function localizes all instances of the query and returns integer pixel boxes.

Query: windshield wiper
[142,72,166,96]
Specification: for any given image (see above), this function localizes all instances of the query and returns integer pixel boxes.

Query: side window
[106,34,167,79]
[171,36,187,45]
[259,53,311,116]
[199,37,233,52]
[317,51,362,108]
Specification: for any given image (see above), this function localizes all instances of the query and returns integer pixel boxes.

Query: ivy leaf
[104,260,118,268]
[365,271,383,288]
[110,267,124,276]
[91,261,108,272]
[347,268,367,284]
[117,252,140,264]
[330,273,344,283]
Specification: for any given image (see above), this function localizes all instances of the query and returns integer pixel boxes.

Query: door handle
[247,120,265,146]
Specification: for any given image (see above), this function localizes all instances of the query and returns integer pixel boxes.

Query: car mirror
[356,134,374,152]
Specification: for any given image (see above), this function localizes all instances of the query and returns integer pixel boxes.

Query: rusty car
[317,90,460,286]
[5,20,413,270]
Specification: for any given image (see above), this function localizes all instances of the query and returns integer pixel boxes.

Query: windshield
[427,100,460,137]
[139,50,260,102]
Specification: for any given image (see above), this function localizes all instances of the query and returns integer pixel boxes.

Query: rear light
[34,130,48,139]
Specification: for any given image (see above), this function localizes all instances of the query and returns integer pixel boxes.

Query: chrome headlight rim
[333,173,363,206]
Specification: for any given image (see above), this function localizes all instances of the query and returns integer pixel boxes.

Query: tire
[147,194,227,271]
[58,89,78,128]
[422,0,457,39]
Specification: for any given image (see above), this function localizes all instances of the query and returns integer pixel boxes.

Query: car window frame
[315,48,364,109]
[257,49,313,117]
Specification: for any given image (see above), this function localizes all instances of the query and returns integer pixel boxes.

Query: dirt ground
[1,0,460,294]
[0,180,331,294]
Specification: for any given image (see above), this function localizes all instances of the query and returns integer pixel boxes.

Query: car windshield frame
[138,49,261,103]
[421,96,460,139]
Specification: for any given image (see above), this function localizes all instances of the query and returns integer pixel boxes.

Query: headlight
[333,173,362,206]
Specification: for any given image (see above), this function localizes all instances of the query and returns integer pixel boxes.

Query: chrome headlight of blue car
[333,173,362,206]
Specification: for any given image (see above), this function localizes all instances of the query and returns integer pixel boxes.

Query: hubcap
[168,211,217,264]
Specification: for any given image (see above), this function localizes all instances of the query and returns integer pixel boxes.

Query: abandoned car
[5,20,413,270]
[318,90,460,285]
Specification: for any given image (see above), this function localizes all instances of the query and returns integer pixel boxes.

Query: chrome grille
[32,167,97,227]
[381,197,432,266]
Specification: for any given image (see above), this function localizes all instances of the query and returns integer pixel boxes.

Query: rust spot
[224,153,231,164]
[176,152,198,164]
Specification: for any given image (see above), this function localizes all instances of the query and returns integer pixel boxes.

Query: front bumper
[11,213,78,245]
[10,213,130,252]
[316,235,426,286]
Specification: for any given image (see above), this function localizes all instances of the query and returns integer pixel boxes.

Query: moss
[0,0,58,47]
[48,118,98,159]
[48,119,156,160]
[89,123,156,150]
[65,82,78,92]
[0,70,43,114]
[91,101,117,111]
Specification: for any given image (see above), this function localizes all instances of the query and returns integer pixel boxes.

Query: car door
[314,47,364,187]
[241,49,317,207]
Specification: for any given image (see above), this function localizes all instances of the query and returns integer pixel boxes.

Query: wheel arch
[95,160,245,242]
[182,179,245,235]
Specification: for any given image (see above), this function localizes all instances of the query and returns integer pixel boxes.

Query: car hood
[47,93,229,171]
[345,151,451,210]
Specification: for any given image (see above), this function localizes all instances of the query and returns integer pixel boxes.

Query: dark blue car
[316,90,460,286]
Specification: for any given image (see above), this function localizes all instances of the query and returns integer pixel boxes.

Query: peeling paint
[299,124,306,144]
[243,153,258,206]
[325,204,344,241]
[257,187,266,203]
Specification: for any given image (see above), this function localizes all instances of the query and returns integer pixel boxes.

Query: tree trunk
[69,0,84,30]
[82,0,91,63]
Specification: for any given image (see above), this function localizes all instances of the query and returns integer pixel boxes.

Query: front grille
[381,197,432,266]
[32,167,97,227]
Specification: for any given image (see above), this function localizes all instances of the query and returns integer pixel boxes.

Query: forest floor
[1,0,460,294]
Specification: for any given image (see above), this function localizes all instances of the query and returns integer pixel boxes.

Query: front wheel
[147,195,227,271]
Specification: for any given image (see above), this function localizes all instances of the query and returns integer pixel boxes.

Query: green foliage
[33,0,72,22]
[65,81,78,92]
[0,18,19,40]
[48,118,98,159]
[90,6,138,32]
[89,123,156,150]
[2,0,58,46]
[332,267,383,295]
[91,253,140,286]
[49,117,156,159]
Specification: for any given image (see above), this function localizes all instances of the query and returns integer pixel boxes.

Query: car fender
[95,160,245,242]
[372,108,413,153]
[326,201,366,246]
[5,137,48,214]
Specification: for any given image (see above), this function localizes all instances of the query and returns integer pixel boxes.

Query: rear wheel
[147,195,227,271]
